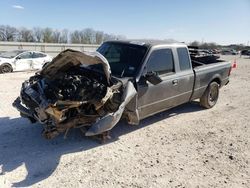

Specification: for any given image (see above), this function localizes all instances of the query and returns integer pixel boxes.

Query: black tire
[0,64,13,73]
[200,82,219,109]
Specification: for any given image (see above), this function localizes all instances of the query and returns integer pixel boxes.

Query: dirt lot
[0,55,249,188]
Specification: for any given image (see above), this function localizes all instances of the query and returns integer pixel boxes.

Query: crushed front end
[12,49,136,139]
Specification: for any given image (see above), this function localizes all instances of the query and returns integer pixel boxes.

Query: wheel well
[211,78,221,86]
[0,63,13,70]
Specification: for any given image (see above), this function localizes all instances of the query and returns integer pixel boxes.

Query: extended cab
[98,41,231,120]
[13,40,231,140]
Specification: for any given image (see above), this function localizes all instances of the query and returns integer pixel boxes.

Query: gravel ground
[0,55,249,188]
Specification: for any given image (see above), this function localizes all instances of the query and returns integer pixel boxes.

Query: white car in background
[0,50,52,73]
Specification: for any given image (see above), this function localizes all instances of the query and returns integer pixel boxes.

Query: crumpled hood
[12,48,140,141]
[40,49,111,83]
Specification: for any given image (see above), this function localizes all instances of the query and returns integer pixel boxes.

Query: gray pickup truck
[13,40,231,140]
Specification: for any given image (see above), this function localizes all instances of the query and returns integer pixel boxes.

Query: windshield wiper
[120,69,125,77]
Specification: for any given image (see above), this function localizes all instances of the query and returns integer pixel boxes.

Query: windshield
[97,42,147,77]
[0,51,24,58]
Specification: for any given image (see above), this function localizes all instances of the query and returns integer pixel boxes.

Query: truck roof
[106,40,187,48]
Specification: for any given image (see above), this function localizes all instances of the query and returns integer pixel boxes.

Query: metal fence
[0,42,100,57]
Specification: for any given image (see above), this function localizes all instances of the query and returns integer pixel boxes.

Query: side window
[147,49,174,75]
[177,48,191,71]
[33,52,46,58]
[18,52,33,59]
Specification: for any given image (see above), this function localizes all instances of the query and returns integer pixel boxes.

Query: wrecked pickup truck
[13,40,231,140]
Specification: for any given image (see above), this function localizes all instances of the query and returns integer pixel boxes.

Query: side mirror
[145,71,162,85]
[16,56,21,60]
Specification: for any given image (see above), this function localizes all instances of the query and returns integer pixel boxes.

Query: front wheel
[0,64,13,73]
[200,82,219,109]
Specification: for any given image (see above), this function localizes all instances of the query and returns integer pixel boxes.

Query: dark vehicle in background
[13,40,232,140]
[241,50,250,56]
[211,49,220,54]
[221,49,238,55]
[188,46,220,64]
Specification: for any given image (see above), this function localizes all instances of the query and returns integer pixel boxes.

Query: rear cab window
[146,48,175,76]
[177,47,191,71]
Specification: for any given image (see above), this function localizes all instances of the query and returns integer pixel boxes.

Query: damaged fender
[85,81,137,136]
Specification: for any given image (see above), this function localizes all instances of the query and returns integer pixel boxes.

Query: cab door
[15,52,34,71]
[137,47,194,119]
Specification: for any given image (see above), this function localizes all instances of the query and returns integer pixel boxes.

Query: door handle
[172,79,178,86]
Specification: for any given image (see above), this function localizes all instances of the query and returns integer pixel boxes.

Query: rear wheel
[0,64,13,73]
[200,82,219,109]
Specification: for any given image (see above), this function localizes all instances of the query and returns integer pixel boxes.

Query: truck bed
[190,59,231,100]
[191,58,225,68]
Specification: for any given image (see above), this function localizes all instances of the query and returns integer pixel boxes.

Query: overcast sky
[0,0,250,45]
